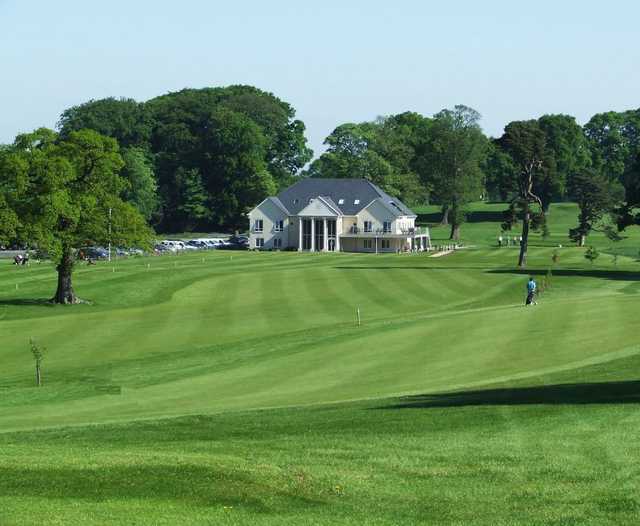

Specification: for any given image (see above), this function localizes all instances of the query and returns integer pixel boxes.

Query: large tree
[57,86,312,232]
[420,105,487,240]
[306,123,400,195]
[498,120,554,267]
[120,147,160,221]
[615,151,640,230]
[483,139,518,201]
[145,86,302,230]
[0,129,152,303]
[584,109,640,183]
[567,169,622,246]
[58,97,152,149]
[537,114,590,210]
[306,113,432,206]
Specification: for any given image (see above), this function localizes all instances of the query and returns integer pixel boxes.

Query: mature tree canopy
[584,109,640,183]
[615,151,640,230]
[58,97,152,149]
[567,169,622,245]
[306,123,399,194]
[0,128,152,303]
[419,105,487,240]
[56,86,311,232]
[120,147,159,221]
[483,139,518,201]
[306,113,432,206]
[537,114,590,209]
[150,101,276,231]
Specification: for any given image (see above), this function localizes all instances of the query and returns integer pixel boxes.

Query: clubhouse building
[248,178,430,253]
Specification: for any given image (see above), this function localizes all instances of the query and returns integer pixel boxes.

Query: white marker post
[356,307,361,327]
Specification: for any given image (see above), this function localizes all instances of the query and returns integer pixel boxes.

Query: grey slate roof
[276,178,416,217]
[269,196,290,214]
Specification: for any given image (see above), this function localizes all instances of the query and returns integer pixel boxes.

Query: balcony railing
[347,226,430,236]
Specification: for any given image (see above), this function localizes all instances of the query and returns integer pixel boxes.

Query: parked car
[79,246,109,260]
[185,240,206,250]
[160,240,181,252]
[154,243,172,254]
[207,238,227,248]
[220,236,249,250]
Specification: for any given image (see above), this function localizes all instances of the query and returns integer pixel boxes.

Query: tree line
[307,106,640,266]
[1,84,639,302]
[56,85,313,232]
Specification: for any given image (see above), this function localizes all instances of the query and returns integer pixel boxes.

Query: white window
[275,220,284,232]
[273,238,282,249]
[364,239,373,249]
[364,221,372,233]
[383,221,392,233]
[254,219,263,232]
[382,239,390,249]
[338,199,344,205]
[256,238,264,248]
[354,199,360,205]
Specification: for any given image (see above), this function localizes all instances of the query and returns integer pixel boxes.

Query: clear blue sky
[1,0,639,156]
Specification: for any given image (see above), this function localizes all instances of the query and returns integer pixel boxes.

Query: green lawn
[1,203,639,524]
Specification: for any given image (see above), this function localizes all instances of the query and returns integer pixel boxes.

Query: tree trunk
[450,223,460,241]
[448,200,461,240]
[579,234,586,247]
[52,247,80,304]
[518,204,530,268]
[440,205,449,226]
[35,363,41,387]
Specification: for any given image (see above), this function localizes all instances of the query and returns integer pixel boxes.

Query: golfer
[526,277,537,306]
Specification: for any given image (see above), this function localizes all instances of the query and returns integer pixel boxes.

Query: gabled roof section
[319,196,342,215]
[276,178,416,216]
[362,197,409,218]
[364,181,416,217]
[252,195,290,215]
[297,196,340,217]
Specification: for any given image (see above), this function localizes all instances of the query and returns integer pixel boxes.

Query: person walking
[526,276,537,306]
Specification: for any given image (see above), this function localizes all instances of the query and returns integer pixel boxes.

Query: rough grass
[1,202,639,524]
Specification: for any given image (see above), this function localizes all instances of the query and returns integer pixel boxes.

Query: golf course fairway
[1,203,639,525]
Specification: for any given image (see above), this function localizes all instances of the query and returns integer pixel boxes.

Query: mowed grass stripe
[3,292,639,432]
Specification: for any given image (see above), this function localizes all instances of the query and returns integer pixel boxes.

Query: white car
[160,240,183,252]
[202,238,225,249]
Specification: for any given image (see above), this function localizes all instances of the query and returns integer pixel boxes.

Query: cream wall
[248,197,418,251]
[339,237,405,253]
[339,216,357,235]
[248,199,290,250]
[357,201,416,234]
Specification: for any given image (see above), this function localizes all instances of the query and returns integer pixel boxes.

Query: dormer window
[354,199,360,205]
[338,199,344,205]
[293,199,299,204]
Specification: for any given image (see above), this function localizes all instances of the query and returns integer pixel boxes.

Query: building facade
[248,179,430,253]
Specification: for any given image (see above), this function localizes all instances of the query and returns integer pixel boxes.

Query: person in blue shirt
[526,277,537,306]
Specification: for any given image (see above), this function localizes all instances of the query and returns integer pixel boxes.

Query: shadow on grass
[334,266,484,271]
[488,268,640,282]
[0,298,54,307]
[381,381,640,409]
[0,464,326,511]
[418,210,507,225]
